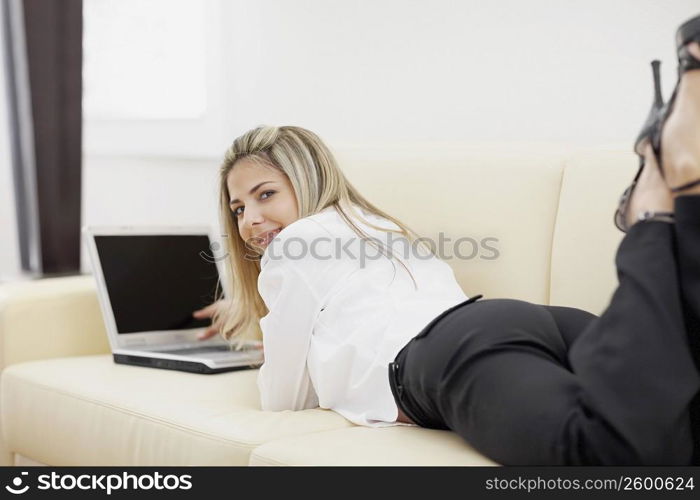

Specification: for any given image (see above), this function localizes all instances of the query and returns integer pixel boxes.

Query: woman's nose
[243,205,265,227]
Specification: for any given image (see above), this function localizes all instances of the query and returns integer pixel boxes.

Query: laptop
[83,225,264,374]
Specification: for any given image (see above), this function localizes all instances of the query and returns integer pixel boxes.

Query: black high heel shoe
[614,60,672,232]
[649,15,700,192]
[615,14,700,233]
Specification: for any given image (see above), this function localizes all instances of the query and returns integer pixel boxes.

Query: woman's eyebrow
[229,181,275,205]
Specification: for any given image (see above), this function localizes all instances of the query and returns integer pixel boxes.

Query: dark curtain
[3,0,83,275]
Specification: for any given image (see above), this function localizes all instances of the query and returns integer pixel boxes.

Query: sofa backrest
[550,150,631,314]
[337,144,634,315]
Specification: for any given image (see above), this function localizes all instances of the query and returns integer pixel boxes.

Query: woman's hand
[192,300,230,340]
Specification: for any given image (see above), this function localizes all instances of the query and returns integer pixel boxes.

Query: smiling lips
[254,228,281,247]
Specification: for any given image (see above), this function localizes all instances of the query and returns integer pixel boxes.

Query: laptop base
[113,354,259,374]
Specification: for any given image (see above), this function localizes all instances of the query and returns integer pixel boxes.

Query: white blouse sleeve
[256,256,321,411]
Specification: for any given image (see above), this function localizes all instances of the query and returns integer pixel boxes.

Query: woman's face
[226,158,300,250]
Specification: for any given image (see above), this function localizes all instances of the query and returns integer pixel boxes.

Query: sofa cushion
[250,425,497,466]
[1,355,352,465]
[0,276,110,366]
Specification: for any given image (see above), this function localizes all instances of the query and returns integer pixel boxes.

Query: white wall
[0,5,21,282]
[218,0,699,146]
[80,156,223,273]
[77,0,699,271]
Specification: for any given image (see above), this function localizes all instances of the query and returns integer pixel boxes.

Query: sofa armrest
[0,275,110,369]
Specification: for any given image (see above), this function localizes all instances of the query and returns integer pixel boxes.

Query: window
[83,0,207,120]
[82,0,226,157]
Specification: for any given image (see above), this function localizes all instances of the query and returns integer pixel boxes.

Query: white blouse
[256,204,469,427]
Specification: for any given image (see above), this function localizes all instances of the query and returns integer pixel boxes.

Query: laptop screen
[94,234,223,334]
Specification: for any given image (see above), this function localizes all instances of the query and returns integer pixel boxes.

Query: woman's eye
[233,191,276,217]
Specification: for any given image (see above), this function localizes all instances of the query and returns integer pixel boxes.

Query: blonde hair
[216,125,421,348]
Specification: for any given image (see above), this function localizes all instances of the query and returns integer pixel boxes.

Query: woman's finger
[197,326,219,340]
[193,302,217,318]
[194,300,228,339]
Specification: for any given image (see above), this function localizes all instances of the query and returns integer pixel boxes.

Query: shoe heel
[615,61,666,233]
[634,60,664,155]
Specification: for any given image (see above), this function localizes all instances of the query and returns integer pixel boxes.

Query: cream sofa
[0,144,635,466]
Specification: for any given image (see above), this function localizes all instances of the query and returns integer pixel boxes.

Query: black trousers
[389,195,700,465]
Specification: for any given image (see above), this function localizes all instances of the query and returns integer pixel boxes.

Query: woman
[195,16,700,465]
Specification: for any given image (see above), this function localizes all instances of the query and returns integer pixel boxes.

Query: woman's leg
[540,304,597,351]
[393,218,700,465]
[674,195,700,463]
[565,216,699,464]
[676,199,700,367]
[539,219,700,462]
